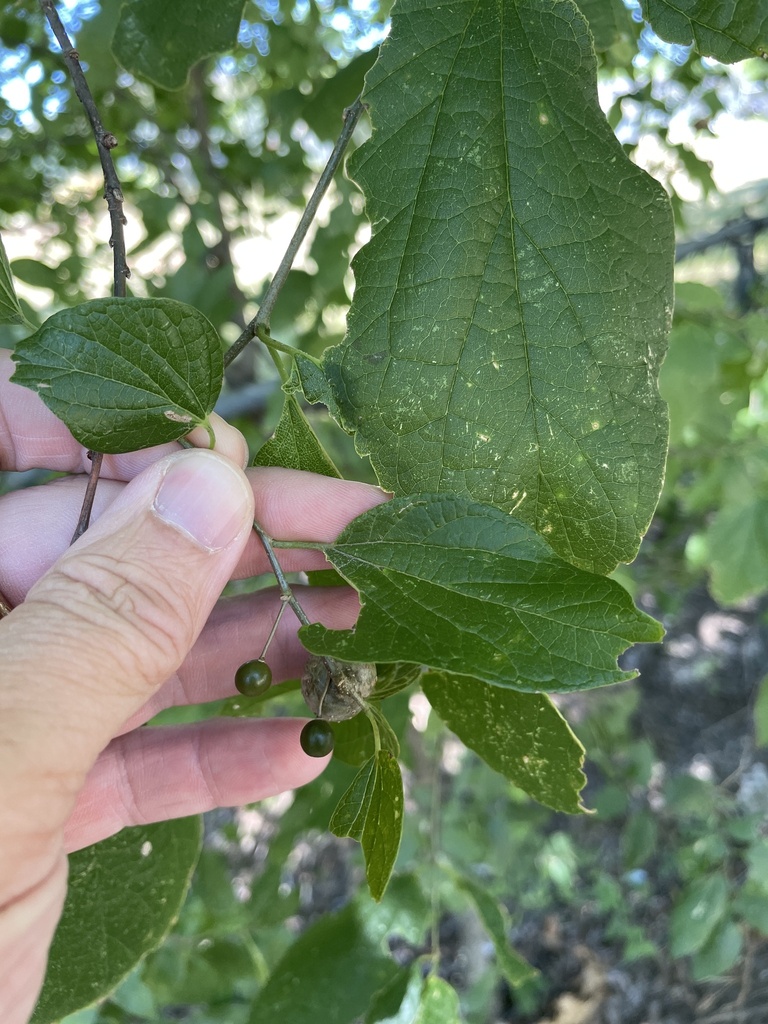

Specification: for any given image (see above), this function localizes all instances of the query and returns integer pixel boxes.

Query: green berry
[234,659,273,697]
[300,719,335,757]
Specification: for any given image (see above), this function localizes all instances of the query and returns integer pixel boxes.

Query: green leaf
[638,0,768,62]
[219,678,303,718]
[669,874,729,958]
[307,569,349,587]
[300,495,663,694]
[733,883,768,934]
[755,674,768,748]
[576,0,637,51]
[287,351,343,422]
[705,492,768,606]
[453,873,538,988]
[373,662,423,700]
[302,50,380,140]
[253,394,341,477]
[357,873,431,947]
[621,810,658,869]
[11,297,224,454]
[113,0,246,90]
[316,0,673,574]
[414,976,462,1024]
[366,968,463,1024]
[691,920,743,981]
[247,904,398,1024]
[330,751,404,901]
[32,818,202,1024]
[10,258,62,291]
[0,231,25,325]
[333,705,399,766]
[366,966,423,1024]
[422,670,586,813]
[332,713,379,766]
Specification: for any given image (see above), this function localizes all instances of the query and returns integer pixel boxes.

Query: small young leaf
[333,714,379,766]
[414,976,462,1024]
[253,394,341,477]
[287,351,343,421]
[330,751,404,901]
[113,0,246,90]
[301,495,663,694]
[422,670,586,813]
[11,297,224,454]
[330,756,378,841]
[372,663,423,701]
[247,903,398,1024]
[31,818,202,1024]
[0,231,25,325]
[453,873,537,988]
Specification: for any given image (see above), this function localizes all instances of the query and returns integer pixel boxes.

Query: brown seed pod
[301,655,377,722]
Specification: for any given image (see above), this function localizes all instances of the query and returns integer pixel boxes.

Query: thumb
[0,449,254,804]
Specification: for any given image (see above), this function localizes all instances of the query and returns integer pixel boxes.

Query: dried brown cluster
[301,655,377,722]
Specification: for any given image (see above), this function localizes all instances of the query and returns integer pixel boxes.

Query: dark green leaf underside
[639,0,768,62]
[330,751,404,901]
[11,297,223,454]
[253,394,341,477]
[422,669,586,812]
[301,494,663,693]
[32,818,202,1024]
[113,0,246,89]
[318,0,673,574]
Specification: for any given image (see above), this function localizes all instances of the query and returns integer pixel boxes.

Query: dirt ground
[494,589,768,1024]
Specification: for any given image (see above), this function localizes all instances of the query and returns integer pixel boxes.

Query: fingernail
[152,451,252,551]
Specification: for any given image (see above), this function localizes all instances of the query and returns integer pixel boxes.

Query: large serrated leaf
[639,0,768,62]
[0,231,25,325]
[113,0,246,90]
[32,818,202,1024]
[330,751,404,901]
[422,669,586,812]
[316,0,673,574]
[298,494,663,694]
[248,904,398,1024]
[11,297,224,454]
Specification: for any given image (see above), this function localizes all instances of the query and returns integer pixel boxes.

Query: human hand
[0,350,386,1024]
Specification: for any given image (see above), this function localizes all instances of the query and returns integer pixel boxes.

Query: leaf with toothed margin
[299,494,663,694]
[303,0,673,575]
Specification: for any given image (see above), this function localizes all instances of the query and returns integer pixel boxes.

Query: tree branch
[224,96,366,370]
[675,214,768,262]
[39,0,129,542]
[39,0,130,297]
